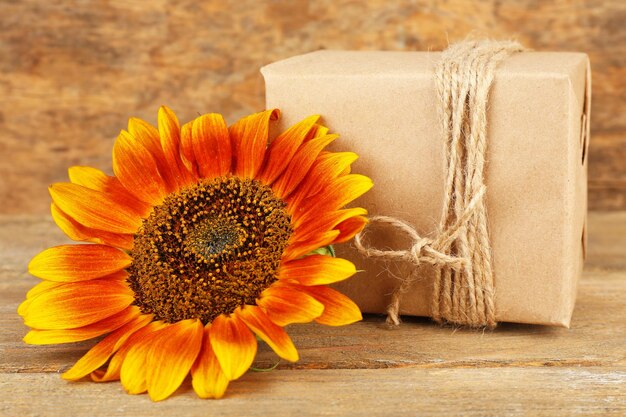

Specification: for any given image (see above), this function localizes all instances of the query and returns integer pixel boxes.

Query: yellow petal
[145,319,204,402]
[49,183,142,234]
[209,313,257,380]
[51,203,134,250]
[278,255,357,286]
[24,306,141,345]
[62,314,152,381]
[28,244,131,282]
[236,305,298,362]
[21,280,133,330]
[191,326,230,399]
[258,284,324,326]
[300,285,362,326]
[90,321,165,383]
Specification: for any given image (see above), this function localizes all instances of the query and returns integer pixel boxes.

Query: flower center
[128,176,293,324]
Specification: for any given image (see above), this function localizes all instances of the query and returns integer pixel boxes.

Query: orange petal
[128,117,178,193]
[271,134,338,199]
[191,113,232,179]
[61,313,152,381]
[229,109,279,179]
[158,106,194,188]
[291,174,373,228]
[49,183,142,235]
[258,115,320,184]
[113,130,167,205]
[191,326,230,399]
[145,319,203,401]
[299,285,362,326]
[179,121,199,179]
[21,280,134,330]
[288,151,359,209]
[278,255,356,286]
[291,207,367,244]
[282,230,340,261]
[209,313,257,380]
[91,320,166,383]
[28,244,131,282]
[236,305,298,362]
[257,285,324,326]
[67,166,150,216]
[51,203,134,250]
[24,306,141,345]
[332,215,369,244]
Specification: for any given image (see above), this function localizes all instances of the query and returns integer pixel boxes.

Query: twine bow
[354,40,523,328]
[354,187,485,326]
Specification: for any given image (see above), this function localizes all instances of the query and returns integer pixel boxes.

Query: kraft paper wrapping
[262,50,590,327]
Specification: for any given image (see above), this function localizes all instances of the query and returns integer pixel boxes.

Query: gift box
[262,47,590,327]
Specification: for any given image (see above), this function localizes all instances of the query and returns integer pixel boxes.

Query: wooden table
[1,212,624,416]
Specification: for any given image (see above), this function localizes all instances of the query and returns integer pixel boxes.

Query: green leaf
[308,245,335,257]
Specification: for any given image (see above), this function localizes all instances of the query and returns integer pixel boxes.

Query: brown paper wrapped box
[262,50,590,327]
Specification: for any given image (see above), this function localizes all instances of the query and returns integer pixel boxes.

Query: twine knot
[354,39,524,329]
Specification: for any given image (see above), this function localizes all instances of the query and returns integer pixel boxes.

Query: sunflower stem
[250,360,281,373]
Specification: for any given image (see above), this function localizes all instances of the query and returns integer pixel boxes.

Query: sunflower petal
[119,325,163,394]
[209,313,257,380]
[67,166,150,216]
[113,130,167,205]
[191,113,233,179]
[257,285,324,326]
[61,313,152,381]
[51,203,134,250]
[18,281,65,317]
[179,121,199,178]
[291,207,368,244]
[21,280,134,330]
[191,326,230,399]
[291,174,373,228]
[271,134,338,199]
[24,306,141,345]
[332,215,369,244]
[158,106,194,188]
[278,255,356,286]
[50,183,142,234]
[236,305,298,362]
[300,285,362,326]
[128,117,178,193]
[288,151,359,209]
[28,244,131,282]
[145,319,203,401]
[91,321,166,383]
[229,109,280,179]
[282,230,340,261]
[258,115,320,184]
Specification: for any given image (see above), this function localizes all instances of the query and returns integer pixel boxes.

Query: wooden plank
[1,368,624,417]
[1,0,625,212]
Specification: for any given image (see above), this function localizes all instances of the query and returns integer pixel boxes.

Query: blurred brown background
[1,0,624,214]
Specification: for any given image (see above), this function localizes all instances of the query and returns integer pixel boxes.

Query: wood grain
[0,0,625,213]
[0,212,625,415]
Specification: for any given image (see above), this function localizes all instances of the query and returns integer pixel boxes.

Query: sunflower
[18,107,372,401]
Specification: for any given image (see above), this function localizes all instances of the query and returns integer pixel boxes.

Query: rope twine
[354,40,524,328]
